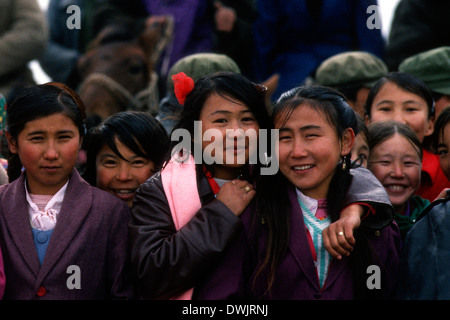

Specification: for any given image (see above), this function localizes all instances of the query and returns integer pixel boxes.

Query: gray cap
[167,53,241,92]
[315,51,388,88]
[399,46,450,95]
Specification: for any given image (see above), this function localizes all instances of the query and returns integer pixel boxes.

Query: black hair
[82,111,169,186]
[432,106,450,151]
[6,82,86,182]
[368,121,423,162]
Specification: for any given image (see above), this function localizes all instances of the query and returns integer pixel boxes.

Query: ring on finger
[338,231,345,236]
[244,185,251,193]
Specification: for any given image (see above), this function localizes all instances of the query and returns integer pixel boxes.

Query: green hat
[166,53,241,92]
[399,46,450,95]
[315,51,388,88]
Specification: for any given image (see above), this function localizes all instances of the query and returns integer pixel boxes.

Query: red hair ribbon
[172,72,194,105]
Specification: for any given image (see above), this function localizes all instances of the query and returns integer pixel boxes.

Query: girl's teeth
[294,165,313,170]
[387,185,405,191]
[116,189,133,195]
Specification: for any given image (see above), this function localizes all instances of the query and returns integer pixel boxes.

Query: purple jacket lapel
[36,169,93,283]
[1,173,40,277]
[286,185,349,291]
[286,185,320,290]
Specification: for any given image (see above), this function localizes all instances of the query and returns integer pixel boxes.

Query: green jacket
[395,195,430,240]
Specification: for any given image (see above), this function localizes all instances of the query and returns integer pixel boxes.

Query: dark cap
[399,46,450,95]
[166,53,241,92]
[315,51,388,88]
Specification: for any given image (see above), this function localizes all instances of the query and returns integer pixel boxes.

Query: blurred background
[30,0,401,84]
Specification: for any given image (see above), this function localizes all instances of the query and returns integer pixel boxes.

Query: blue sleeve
[253,0,280,81]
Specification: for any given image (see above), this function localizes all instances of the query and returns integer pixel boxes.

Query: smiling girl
[129,72,264,299]
[0,83,133,299]
[216,85,399,300]
[82,111,169,207]
[367,121,430,240]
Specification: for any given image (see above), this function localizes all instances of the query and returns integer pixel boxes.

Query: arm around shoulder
[344,166,394,230]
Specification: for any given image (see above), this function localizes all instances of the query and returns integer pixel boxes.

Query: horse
[77,16,173,128]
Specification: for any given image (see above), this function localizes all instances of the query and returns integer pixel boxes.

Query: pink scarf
[161,152,201,300]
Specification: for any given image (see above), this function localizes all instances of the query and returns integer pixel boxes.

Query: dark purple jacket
[0,169,133,300]
[195,177,401,300]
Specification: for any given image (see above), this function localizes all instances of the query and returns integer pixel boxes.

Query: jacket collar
[2,169,93,281]
[287,184,349,291]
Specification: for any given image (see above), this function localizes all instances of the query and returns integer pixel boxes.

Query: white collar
[295,188,318,215]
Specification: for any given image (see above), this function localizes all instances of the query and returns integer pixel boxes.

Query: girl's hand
[216,179,255,216]
[322,204,362,259]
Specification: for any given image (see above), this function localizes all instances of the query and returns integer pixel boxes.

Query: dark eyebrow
[210,109,253,116]
[27,129,75,136]
[376,100,423,106]
[278,125,321,132]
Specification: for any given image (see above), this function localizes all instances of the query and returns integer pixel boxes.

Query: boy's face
[368,81,434,143]
[96,137,156,207]
[437,122,450,180]
[351,133,369,167]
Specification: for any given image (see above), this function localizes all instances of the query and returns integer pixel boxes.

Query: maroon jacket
[194,171,401,300]
[0,169,134,300]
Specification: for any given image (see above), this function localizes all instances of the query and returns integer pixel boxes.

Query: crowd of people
[0,0,449,301]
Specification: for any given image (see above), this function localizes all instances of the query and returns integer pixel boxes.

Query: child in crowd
[433,106,450,197]
[82,111,169,207]
[0,83,133,299]
[364,72,450,202]
[351,114,369,168]
[194,85,400,300]
[367,121,430,240]
[396,107,450,299]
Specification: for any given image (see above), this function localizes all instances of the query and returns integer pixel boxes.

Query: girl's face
[96,137,156,207]
[368,81,434,142]
[437,122,450,180]
[198,93,260,180]
[7,113,81,195]
[368,133,422,214]
[276,104,354,199]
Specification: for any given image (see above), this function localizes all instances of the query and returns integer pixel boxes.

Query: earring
[341,156,347,170]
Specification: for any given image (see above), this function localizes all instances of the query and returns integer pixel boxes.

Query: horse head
[77,18,172,127]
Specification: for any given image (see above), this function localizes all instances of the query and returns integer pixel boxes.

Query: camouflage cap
[315,51,388,88]
[166,53,241,92]
[399,46,450,95]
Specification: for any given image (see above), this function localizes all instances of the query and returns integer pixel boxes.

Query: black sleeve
[342,166,394,230]
[128,174,242,299]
